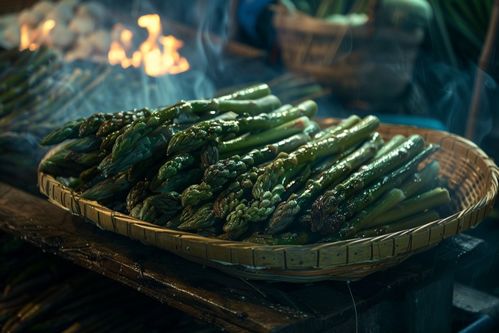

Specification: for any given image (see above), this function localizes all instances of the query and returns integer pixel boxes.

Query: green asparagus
[252,115,380,199]
[319,144,440,236]
[311,134,426,231]
[268,133,383,234]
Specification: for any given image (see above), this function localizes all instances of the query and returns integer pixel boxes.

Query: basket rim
[38,121,499,253]
[272,3,424,43]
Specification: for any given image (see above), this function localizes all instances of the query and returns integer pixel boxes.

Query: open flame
[108,14,190,77]
[20,19,56,51]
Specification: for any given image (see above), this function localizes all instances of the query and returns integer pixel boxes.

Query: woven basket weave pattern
[39,122,499,282]
[273,6,424,101]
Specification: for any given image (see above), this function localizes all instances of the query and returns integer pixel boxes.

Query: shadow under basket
[273,5,425,102]
[38,121,499,282]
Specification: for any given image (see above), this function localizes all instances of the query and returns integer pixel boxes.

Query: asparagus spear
[100,124,182,177]
[200,144,220,167]
[213,167,261,219]
[356,210,440,238]
[110,86,273,161]
[96,109,152,137]
[371,187,451,225]
[398,160,440,198]
[181,136,309,208]
[223,184,288,239]
[78,113,114,137]
[215,83,271,100]
[209,94,281,115]
[65,137,101,153]
[311,134,426,227]
[342,188,407,237]
[100,125,129,151]
[373,135,406,159]
[331,160,441,236]
[313,115,361,141]
[177,203,218,231]
[136,192,181,224]
[154,168,203,193]
[40,119,85,145]
[318,144,440,235]
[126,180,150,212]
[155,153,196,184]
[218,116,315,154]
[81,173,131,201]
[167,100,317,155]
[212,117,371,222]
[252,115,380,199]
[268,133,383,234]
[224,156,327,239]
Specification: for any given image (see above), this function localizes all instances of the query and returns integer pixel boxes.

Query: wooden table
[0,182,473,332]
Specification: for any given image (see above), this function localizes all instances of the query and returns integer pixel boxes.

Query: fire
[107,14,190,77]
[20,19,56,51]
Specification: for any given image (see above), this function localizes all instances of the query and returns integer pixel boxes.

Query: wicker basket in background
[273,5,425,102]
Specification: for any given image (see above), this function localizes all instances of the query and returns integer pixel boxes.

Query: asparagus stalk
[154,168,203,193]
[215,83,271,100]
[155,153,196,184]
[342,188,407,237]
[199,115,360,198]
[96,109,152,137]
[166,119,240,155]
[182,133,311,207]
[398,160,440,198]
[208,133,311,188]
[177,203,218,231]
[167,100,317,155]
[210,94,281,115]
[252,115,380,199]
[126,180,150,212]
[373,134,406,159]
[318,144,440,235]
[311,134,426,228]
[218,116,315,154]
[65,137,101,153]
[136,192,181,224]
[335,160,441,236]
[356,210,440,238]
[100,125,129,151]
[371,187,451,225]
[213,167,261,219]
[268,133,383,234]
[181,183,214,208]
[223,184,288,239]
[78,113,114,137]
[81,173,131,201]
[40,119,85,145]
[313,115,361,141]
[100,124,182,177]
[110,86,273,161]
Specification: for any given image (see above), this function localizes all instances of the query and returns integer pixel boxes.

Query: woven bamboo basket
[273,5,424,102]
[38,121,499,282]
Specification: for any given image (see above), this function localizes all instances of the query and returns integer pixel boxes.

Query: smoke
[69,0,231,115]
[412,52,496,145]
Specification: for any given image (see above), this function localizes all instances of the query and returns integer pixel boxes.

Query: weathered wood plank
[0,182,309,332]
[0,182,469,332]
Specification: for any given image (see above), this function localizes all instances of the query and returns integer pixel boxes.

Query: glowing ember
[20,19,56,51]
[107,14,190,77]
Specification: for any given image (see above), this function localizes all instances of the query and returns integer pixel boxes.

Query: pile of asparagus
[0,47,111,189]
[40,83,451,245]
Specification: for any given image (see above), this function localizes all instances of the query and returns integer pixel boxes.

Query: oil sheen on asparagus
[40,83,451,244]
